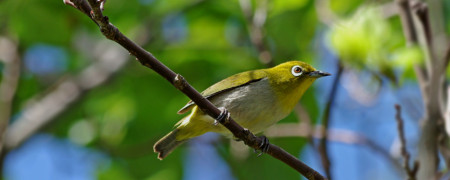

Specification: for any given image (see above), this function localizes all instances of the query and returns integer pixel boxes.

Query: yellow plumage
[154,61,329,159]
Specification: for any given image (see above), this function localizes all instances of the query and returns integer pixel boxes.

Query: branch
[65,1,326,179]
[438,46,450,82]
[445,78,450,139]
[413,65,427,94]
[4,40,129,150]
[441,84,450,169]
[411,1,434,74]
[395,1,445,179]
[425,0,448,61]
[0,37,21,177]
[0,37,21,153]
[64,0,96,23]
[317,63,343,180]
[395,0,417,44]
[395,104,419,180]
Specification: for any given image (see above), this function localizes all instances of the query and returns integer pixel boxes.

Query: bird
[154,61,330,159]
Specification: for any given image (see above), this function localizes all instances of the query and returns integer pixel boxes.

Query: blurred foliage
[328,6,423,84]
[0,0,443,179]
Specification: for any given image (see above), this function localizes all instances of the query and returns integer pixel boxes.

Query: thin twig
[65,1,327,179]
[395,104,419,180]
[317,63,343,180]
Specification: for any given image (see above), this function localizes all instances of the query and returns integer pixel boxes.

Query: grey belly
[208,79,287,134]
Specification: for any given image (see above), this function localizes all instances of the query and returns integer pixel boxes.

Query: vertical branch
[440,50,450,171]
[411,1,434,73]
[0,37,21,176]
[239,0,274,67]
[395,104,419,180]
[395,0,417,44]
[426,0,448,62]
[0,38,21,149]
[444,50,450,136]
[410,3,443,179]
[317,63,343,179]
[395,0,449,179]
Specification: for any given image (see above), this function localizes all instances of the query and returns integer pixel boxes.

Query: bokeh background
[0,0,449,179]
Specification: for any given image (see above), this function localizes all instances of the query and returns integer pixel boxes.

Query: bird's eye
[291,65,303,76]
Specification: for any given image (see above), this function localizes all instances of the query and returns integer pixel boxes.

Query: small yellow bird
[154,61,330,159]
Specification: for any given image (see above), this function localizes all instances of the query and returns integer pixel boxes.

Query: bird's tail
[153,129,186,160]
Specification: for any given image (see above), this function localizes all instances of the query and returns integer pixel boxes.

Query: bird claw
[98,0,106,11]
[63,0,77,8]
[213,109,269,156]
[214,107,230,125]
[64,0,106,12]
[254,136,270,157]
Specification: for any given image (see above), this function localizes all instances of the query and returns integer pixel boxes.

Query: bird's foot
[214,107,230,125]
[98,0,106,11]
[253,135,270,157]
[63,0,77,8]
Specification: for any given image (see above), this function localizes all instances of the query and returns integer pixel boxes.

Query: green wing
[177,69,268,114]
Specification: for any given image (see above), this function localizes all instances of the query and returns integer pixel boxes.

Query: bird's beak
[309,70,331,78]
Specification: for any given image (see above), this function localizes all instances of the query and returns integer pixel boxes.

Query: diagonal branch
[4,41,129,150]
[65,1,327,179]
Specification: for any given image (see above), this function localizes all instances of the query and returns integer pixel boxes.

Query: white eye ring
[291,65,303,76]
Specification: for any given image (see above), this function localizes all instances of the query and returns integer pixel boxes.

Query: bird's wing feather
[177,70,267,114]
